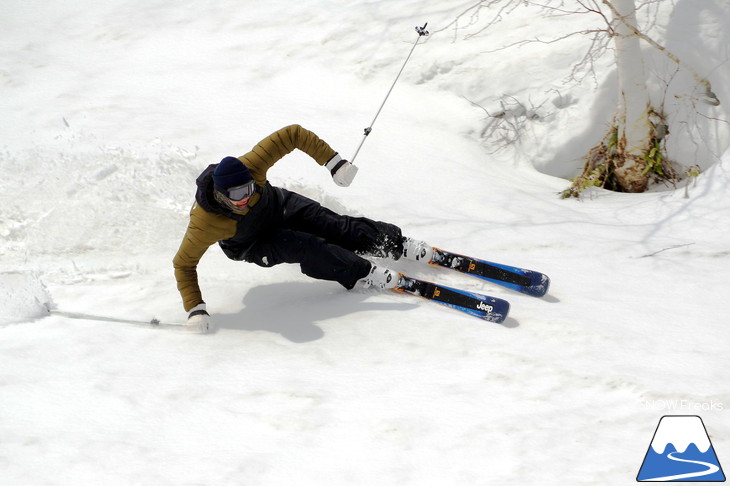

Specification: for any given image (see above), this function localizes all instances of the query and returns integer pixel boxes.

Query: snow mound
[0,140,198,258]
[0,272,53,325]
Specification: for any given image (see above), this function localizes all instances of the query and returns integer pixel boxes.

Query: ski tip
[520,272,550,297]
[540,275,551,296]
[483,298,510,323]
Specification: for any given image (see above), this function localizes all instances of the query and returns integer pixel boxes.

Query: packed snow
[1,1,728,484]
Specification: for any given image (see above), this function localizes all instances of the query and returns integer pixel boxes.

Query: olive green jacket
[173,125,339,312]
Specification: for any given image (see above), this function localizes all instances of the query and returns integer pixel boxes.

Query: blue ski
[429,248,550,297]
[393,274,510,323]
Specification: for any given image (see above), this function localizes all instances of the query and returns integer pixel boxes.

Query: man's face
[214,179,256,212]
[220,180,256,209]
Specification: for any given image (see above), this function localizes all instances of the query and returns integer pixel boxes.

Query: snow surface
[1,1,729,484]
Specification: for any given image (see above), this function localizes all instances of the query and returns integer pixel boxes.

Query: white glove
[325,154,358,187]
[186,303,213,334]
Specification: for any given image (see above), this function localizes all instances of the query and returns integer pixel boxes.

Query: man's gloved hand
[186,303,213,334]
[325,154,358,187]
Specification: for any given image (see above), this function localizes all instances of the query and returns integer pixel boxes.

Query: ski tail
[430,248,550,297]
[393,274,510,323]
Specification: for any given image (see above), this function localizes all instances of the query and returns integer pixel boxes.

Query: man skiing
[173,124,431,332]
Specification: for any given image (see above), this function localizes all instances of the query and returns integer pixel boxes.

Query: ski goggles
[216,180,257,201]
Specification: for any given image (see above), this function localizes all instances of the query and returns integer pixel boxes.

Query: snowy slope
[1,1,729,485]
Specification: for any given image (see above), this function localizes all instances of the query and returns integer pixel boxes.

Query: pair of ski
[52,247,548,329]
[391,247,550,324]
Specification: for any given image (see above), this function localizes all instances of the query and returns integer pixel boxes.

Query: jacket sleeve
[173,203,237,312]
[240,124,338,184]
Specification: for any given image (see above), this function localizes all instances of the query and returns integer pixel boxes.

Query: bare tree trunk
[446,0,715,198]
[609,0,651,192]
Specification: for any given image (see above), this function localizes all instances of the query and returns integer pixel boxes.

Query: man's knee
[356,220,404,259]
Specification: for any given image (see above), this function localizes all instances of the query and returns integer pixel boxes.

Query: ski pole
[49,309,184,330]
[350,22,429,164]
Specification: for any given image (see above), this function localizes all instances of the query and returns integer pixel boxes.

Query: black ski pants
[240,189,402,289]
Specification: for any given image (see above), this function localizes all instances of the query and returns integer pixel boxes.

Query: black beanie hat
[213,157,252,189]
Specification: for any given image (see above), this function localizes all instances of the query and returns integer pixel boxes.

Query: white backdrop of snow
[1,1,729,485]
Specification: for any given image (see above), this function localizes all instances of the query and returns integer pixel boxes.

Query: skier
[173,124,431,332]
